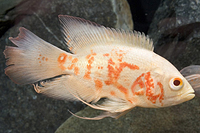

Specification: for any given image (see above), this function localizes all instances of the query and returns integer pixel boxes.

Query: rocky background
[0,0,200,133]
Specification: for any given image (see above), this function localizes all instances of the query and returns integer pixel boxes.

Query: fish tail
[4,27,70,85]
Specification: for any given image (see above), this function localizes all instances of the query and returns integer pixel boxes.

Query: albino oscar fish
[4,15,195,120]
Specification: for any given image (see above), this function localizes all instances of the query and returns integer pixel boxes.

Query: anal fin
[33,75,78,101]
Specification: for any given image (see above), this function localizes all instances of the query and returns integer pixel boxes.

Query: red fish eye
[169,77,183,91]
[173,79,181,86]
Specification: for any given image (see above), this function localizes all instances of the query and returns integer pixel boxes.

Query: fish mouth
[179,89,195,101]
[164,89,195,107]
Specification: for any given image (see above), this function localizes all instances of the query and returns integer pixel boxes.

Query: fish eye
[169,77,184,91]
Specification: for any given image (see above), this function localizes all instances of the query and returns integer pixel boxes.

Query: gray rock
[56,0,200,132]
[56,98,200,133]
[0,0,133,132]
[148,0,200,69]
[0,0,23,15]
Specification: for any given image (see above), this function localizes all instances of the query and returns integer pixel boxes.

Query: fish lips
[180,89,195,101]
[164,89,195,107]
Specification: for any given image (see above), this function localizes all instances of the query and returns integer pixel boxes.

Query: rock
[0,0,23,15]
[56,99,200,133]
[148,0,200,69]
[0,0,23,37]
[0,0,133,132]
[56,0,200,132]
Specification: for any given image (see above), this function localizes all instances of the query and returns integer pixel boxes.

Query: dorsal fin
[59,15,154,54]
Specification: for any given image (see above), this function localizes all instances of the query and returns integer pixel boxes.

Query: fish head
[145,59,195,108]
[160,72,195,107]
[137,56,195,108]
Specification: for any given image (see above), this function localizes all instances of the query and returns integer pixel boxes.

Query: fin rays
[4,27,68,84]
[180,65,200,97]
[59,15,154,54]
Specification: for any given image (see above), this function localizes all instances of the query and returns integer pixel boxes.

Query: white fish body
[4,15,195,120]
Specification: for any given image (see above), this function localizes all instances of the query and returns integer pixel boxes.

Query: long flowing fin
[68,109,132,120]
[4,27,70,85]
[59,15,153,54]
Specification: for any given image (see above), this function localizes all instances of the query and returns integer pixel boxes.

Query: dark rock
[56,98,200,133]
[0,0,133,132]
[148,0,200,69]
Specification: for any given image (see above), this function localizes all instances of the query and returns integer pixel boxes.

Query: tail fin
[4,27,69,85]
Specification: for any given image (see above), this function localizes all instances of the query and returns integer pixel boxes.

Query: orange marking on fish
[68,55,72,60]
[74,67,79,75]
[104,49,139,95]
[86,50,96,59]
[38,58,40,60]
[63,56,79,75]
[39,54,42,56]
[145,72,157,104]
[157,82,164,106]
[145,72,164,105]
[39,61,41,63]
[134,90,144,95]
[120,62,139,70]
[104,50,139,102]
[87,64,92,70]
[58,53,67,70]
[131,73,145,95]
[84,50,97,80]
[72,58,78,63]
[94,79,103,91]
[42,57,45,61]
[110,91,116,96]
[84,72,91,79]
[103,53,109,57]
[118,58,122,62]
[112,49,126,62]
[98,66,103,69]
[88,57,94,64]
[131,72,164,105]
[116,83,128,95]
[45,58,48,61]
[128,99,133,103]
[86,54,91,59]
[106,62,139,84]
[68,64,74,70]
[108,58,115,65]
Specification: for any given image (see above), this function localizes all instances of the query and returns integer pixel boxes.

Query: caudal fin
[4,27,69,85]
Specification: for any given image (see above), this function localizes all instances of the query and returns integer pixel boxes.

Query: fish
[4,15,195,120]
